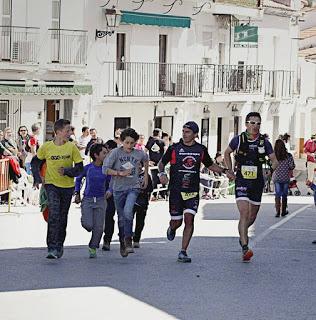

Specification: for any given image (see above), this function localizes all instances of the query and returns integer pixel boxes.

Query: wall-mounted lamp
[203,105,210,114]
[231,104,239,116]
[96,6,122,39]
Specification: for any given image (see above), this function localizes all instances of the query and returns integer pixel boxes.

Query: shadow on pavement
[1,232,315,320]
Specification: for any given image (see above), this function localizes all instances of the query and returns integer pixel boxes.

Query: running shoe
[167,226,176,241]
[102,241,110,251]
[312,240,316,244]
[177,250,191,263]
[242,245,253,262]
[89,248,97,258]
[46,249,58,259]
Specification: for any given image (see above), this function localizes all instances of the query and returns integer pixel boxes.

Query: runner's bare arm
[224,145,234,171]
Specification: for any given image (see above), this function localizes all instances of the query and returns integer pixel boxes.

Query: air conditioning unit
[11,40,34,63]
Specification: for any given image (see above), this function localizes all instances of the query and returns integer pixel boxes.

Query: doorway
[45,100,60,141]
[154,116,173,136]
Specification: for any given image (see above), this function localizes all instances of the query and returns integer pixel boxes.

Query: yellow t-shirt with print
[37,141,82,188]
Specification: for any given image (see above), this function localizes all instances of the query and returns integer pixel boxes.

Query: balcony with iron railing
[48,29,87,66]
[0,26,39,65]
[101,62,266,99]
[101,62,297,101]
[264,70,296,99]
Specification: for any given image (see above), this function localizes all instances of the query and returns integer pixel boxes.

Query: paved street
[0,192,316,320]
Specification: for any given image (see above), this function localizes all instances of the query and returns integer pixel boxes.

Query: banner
[234,25,258,48]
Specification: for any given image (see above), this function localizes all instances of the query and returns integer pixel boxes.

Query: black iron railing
[0,26,39,63]
[102,62,267,97]
[264,70,295,99]
[48,29,87,65]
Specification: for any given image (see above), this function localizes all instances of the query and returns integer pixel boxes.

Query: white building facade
[0,0,301,155]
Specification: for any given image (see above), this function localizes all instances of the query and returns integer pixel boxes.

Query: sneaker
[120,242,128,258]
[167,226,176,241]
[177,250,191,263]
[46,249,58,259]
[133,241,140,248]
[125,237,134,254]
[89,248,97,258]
[102,241,110,251]
[312,240,316,244]
[242,245,253,262]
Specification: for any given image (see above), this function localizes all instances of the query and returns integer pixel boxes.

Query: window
[114,117,130,135]
[2,0,11,26]
[159,34,167,91]
[0,101,8,131]
[201,118,209,148]
[116,33,126,70]
[51,0,61,39]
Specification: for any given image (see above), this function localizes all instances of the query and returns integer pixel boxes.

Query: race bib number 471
[241,165,257,180]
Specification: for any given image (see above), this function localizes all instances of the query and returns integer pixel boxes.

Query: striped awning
[0,81,93,96]
[120,11,191,28]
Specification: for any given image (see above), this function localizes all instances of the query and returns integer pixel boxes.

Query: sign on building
[234,25,258,48]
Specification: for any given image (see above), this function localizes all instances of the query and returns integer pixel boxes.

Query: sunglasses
[246,121,261,126]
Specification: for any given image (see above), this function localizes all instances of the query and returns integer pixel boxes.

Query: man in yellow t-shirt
[32,119,83,259]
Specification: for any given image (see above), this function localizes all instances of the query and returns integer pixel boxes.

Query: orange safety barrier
[0,158,11,212]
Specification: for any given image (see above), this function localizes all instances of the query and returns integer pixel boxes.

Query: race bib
[241,165,257,180]
[181,192,198,201]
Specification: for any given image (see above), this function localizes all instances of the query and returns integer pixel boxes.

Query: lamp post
[96,6,122,39]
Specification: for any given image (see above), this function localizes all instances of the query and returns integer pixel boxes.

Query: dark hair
[82,126,89,133]
[70,126,75,131]
[245,112,261,122]
[90,128,96,132]
[282,133,290,143]
[153,129,161,137]
[104,139,117,150]
[31,123,40,133]
[90,143,105,161]
[17,126,28,136]
[54,119,70,133]
[162,132,169,138]
[274,139,288,161]
[120,128,139,142]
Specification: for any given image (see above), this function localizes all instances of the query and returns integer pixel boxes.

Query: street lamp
[96,6,122,39]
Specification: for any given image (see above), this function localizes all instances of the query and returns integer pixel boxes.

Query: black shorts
[169,190,199,220]
[235,174,264,205]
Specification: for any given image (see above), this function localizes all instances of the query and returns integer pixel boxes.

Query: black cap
[183,121,199,134]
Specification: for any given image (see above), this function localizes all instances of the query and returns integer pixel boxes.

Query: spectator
[24,123,40,174]
[272,139,295,217]
[16,126,30,168]
[77,126,91,163]
[135,134,146,151]
[304,134,316,184]
[2,127,19,156]
[162,132,170,150]
[85,128,103,156]
[145,128,165,201]
[114,128,122,146]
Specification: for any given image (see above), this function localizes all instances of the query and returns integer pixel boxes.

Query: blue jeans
[113,189,140,239]
[274,182,289,199]
[310,183,316,206]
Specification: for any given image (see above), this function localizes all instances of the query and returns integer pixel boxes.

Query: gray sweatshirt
[102,146,148,191]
